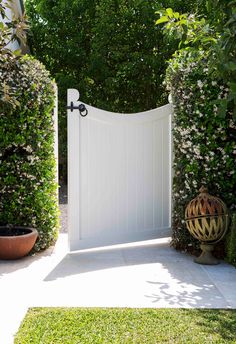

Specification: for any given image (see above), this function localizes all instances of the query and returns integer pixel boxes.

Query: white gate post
[53,83,58,186]
[67,89,81,251]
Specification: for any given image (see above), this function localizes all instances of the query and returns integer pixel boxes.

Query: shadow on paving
[43,239,232,308]
[44,240,177,280]
[0,246,54,277]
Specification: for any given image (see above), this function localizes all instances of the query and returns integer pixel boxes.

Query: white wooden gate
[68,89,172,251]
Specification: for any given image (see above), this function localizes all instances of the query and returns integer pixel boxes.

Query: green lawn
[15,308,236,344]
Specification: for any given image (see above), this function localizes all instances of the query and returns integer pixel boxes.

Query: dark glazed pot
[0,226,38,260]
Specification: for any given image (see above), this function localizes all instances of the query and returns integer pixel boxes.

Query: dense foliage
[25,0,200,182]
[0,56,59,251]
[165,49,236,252]
[227,213,236,267]
[0,1,59,252]
[157,0,236,118]
[158,1,236,255]
[201,1,236,117]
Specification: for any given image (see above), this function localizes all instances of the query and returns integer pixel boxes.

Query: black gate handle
[66,102,88,117]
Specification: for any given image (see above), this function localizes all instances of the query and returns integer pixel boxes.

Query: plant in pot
[0,224,38,260]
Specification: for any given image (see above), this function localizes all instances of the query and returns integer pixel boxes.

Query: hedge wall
[165,49,236,254]
[226,213,236,266]
[0,55,59,252]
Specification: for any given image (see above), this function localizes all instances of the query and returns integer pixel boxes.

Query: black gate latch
[66,102,88,117]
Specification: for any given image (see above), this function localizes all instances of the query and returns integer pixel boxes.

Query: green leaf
[166,8,174,18]
[13,49,22,56]
[229,82,236,93]
[156,16,169,25]
[179,14,187,20]
[224,62,236,71]
[179,19,188,25]
[173,12,180,20]
[226,16,236,26]
[217,99,228,118]
[227,92,235,101]
[201,37,217,43]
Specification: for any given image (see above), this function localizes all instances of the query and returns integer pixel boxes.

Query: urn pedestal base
[194,243,219,265]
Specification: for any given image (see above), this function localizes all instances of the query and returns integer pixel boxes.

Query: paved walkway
[0,233,236,344]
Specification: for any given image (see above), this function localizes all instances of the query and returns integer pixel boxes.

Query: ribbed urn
[185,186,229,265]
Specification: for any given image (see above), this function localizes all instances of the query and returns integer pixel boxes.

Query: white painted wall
[68,89,172,251]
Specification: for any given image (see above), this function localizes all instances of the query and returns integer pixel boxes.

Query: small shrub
[0,55,59,251]
[165,48,236,253]
[226,213,236,267]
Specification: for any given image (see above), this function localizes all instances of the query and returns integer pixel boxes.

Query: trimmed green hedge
[165,49,236,254]
[0,55,59,252]
[226,213,236,267]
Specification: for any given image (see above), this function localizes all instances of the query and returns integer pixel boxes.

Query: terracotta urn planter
[0,225,38,260]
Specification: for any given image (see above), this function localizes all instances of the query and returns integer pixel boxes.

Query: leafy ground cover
[15,308,236,343]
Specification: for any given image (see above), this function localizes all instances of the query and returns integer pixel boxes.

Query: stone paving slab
[0,234,236,344]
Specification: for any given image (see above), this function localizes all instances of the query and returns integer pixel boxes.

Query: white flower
[25,146,33,153]
[193,147,200,156]
[197,80,203,88]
